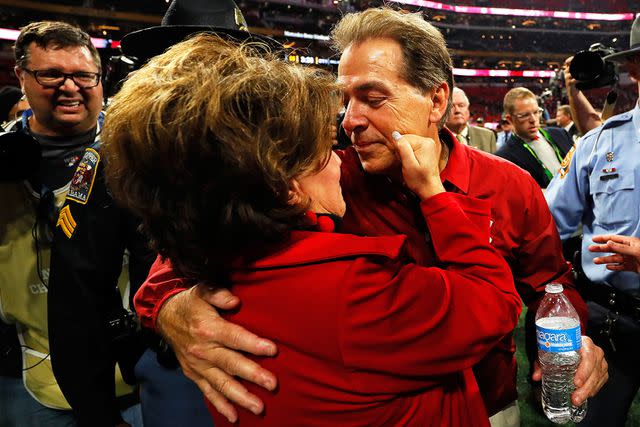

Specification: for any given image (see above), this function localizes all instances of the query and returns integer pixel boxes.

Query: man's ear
[504,113,514,127]
[14,67,26,93]
[429,82,450,125]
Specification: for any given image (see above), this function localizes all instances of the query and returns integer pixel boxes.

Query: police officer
[546,15,640,427]
[0,21,144,427]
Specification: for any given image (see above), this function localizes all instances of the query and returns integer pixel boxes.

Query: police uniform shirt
[546,103,640,292]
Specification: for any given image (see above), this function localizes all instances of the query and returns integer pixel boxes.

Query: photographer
[546,15,640,427]
[0,21,145,427]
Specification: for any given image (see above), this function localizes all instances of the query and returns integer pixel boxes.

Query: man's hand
[563,56,577,91]
[391,131,445,200]
[157,284,278,423]
[531,336,608,406]
[590,234,640,274]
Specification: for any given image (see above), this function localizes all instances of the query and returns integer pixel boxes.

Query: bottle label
[536,320,581,353]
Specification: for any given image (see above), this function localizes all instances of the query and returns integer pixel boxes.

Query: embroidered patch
[67,148,100,204]
[56,205,77,238]
[559,144,576,179]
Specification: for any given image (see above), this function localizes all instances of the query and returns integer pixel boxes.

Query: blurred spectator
[556,104,579,141]
[446,87,497,153]
[496,116,512,150]
[0,86,28,124]
[496,87,573,188]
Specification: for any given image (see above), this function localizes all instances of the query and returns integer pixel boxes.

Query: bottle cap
[545,283,563,293]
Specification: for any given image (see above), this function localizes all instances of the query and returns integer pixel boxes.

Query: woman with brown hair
[101,33,521,426]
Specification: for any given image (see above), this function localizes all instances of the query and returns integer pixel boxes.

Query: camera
[569,43,618,90]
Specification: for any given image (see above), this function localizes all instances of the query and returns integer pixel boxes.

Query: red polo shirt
[338,128,587,415]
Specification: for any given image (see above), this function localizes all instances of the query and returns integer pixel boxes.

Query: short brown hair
[102,34,338,281]
[503,87,537,115]
[557,104,572,118]
[331,7,453,127]
[15,21,101,70]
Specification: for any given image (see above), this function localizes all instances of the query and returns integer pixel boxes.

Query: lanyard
[517,129,563,181]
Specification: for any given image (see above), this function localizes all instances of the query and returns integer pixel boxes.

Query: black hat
[0,86,23,123]
[120,0,276,61]
[604,15,640,62]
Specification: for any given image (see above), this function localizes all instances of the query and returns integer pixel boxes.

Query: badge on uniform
[67,148,100,204]
[559,145,576,179]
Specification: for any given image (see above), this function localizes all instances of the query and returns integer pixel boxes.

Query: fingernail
[261,373,276,390]
[257,339,276,355]
[249,398,263,415]
[392,131,402,141]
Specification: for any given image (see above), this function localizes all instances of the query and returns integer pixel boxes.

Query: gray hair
[331,7,454,127]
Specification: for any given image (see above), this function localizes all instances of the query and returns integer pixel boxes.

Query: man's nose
[58,76,81,91]
[341,102,367,135]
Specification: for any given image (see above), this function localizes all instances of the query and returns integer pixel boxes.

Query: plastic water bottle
[535,283,587,424]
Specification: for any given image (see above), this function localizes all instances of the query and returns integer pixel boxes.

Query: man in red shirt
[138,7,608,426]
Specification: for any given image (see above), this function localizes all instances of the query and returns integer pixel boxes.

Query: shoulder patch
[559,144,576,179]
[67,148,100,204]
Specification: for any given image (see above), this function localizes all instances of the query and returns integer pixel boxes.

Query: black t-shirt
[30,127,97,192]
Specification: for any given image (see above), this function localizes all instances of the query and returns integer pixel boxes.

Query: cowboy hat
[604,15,640,62]
[120,0,277,61]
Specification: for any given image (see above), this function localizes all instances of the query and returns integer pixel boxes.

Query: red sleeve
[133,255,191,331]
[339,192,522,387]
[515,180,587,330]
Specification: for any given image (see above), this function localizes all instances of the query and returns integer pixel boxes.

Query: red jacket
[135,193,521,426]
[339,129,587,415]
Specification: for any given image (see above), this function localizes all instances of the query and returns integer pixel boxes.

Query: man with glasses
[0,21,150,427]
[496,87,573,188]
[545,15,640,427]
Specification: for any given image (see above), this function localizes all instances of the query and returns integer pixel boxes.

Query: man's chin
[360,158,396,176]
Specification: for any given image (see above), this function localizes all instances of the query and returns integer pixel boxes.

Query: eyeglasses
[22,68,101,89]
[513,108,544,122]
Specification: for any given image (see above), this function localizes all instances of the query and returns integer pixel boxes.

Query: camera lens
[570,51,605,82]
